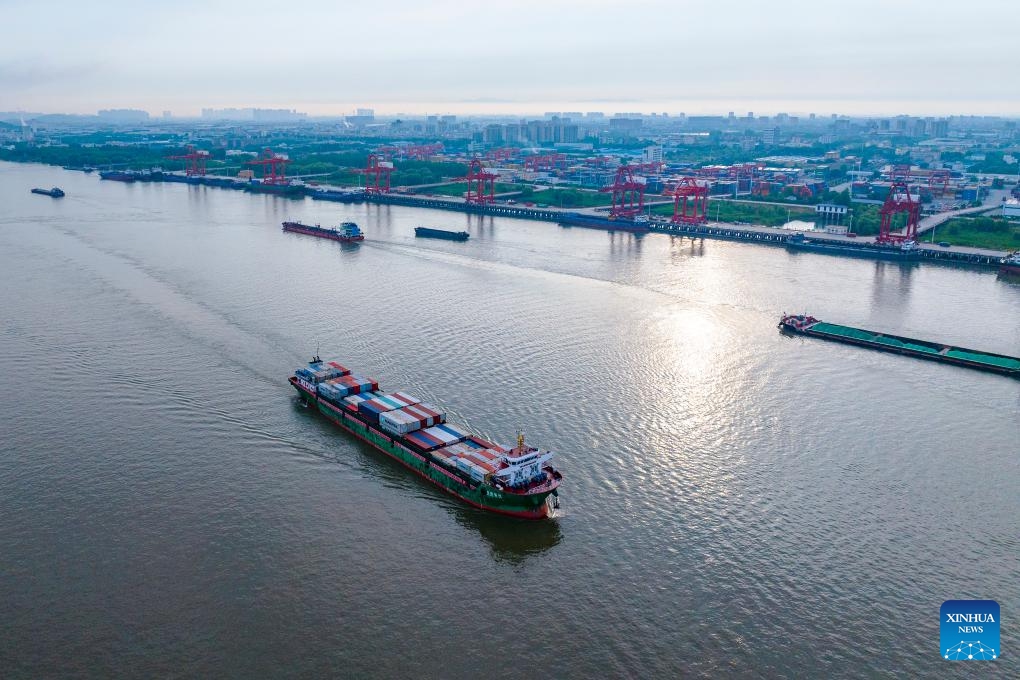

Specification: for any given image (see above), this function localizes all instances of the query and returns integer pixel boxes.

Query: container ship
[282,221,364,242]
[289,358,562,518]
[31,187,64,198]
[779,314,1020,377]
[414,227,469,241]
[786,233,920,261]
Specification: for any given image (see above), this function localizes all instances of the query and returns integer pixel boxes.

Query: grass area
[411,182,520,197]
[526,187,613,208]
[651,199,814,227]
[929,217,1020,251]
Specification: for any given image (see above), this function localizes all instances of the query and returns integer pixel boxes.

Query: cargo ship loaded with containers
[290,358,562,518]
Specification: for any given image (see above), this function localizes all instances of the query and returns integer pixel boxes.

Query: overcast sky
[1,0,1017,117]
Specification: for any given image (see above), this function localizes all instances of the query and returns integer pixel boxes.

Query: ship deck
[797,321,1020,375]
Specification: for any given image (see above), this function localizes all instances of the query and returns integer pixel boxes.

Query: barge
[31,187,64,198]
[786,233,921,261]
[290,358,562,519]
[282,221,364,242]
[779,314,1020,377]
[559,213,650,233]
[414,226,469,241]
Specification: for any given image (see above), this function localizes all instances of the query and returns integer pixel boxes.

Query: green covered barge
[779,314,1020,377]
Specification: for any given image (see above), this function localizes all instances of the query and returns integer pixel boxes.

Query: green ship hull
[291,380,558,519]
[779,315,1020,377]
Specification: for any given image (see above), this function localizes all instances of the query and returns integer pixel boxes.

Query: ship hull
[414,227,469,241]
[780,320,1020,377]
[282,223,363,242]
[786,240,920,261]
[559,214,650,233]
[290,379,556,518]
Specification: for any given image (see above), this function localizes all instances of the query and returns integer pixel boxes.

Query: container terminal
[90,148,1013,269]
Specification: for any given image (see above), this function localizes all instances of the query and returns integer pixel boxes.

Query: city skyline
[2,0,1018,118]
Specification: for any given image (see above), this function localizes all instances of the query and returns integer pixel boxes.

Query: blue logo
[941,600,999,660]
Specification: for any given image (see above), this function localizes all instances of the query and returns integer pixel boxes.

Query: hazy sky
[1,0,1017,117]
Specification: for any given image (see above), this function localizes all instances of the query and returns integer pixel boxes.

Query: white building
[642,145,663,165]
[1003,199,1020,219]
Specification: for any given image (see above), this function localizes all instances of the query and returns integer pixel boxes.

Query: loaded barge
[779,314,1020,377]
[414,226,469,241]
[282,221,364,242]
[290,358,562,518]
[786,233,921,261]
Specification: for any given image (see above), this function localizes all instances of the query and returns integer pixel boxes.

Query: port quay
[349,190,1006,266]
[92,170,1010,268]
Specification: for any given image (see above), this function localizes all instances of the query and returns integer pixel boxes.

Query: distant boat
[282,221,364,242]
[414,227,469,241]
[99,170,137,182]
[1000,251,1020,277]
[31,187,64,198]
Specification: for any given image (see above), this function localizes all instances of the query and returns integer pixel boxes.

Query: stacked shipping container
[317,374,379,402]
[379,402,446,436]
[356,392,421,423]
[296,360,350,384]
[403,424,470,451]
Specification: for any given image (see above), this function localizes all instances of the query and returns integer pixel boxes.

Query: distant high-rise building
[162,110,172,119]
[762,127,778,145]
[98,109,149,122]
[483,124,503,144]
[356,108,375,117]
[608,118,642,136]
[929,118,950,137]
[252,108,307,122]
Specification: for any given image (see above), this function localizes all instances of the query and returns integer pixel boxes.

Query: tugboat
[30,187,65,198]
[282,221,364,242]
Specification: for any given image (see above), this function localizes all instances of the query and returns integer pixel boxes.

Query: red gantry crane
[668,177,710,224]
[877,181,921,243]
[167,145,210,176]
[360,154,394,194]
[246,148,291,184]
[600,165,646,218]
[928,169,951,198]
[462,159,499,204]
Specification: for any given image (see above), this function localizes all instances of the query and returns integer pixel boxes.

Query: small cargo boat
[414,227,469,241]
[779,314,1020,377]
[31,187,65,198]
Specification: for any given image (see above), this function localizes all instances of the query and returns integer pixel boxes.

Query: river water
[1,161,1017,678]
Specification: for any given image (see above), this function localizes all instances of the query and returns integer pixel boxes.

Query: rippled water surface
[1,162,1017,678]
